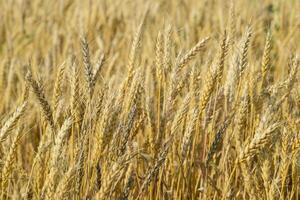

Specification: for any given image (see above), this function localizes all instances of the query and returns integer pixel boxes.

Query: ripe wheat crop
[0,0,299,199]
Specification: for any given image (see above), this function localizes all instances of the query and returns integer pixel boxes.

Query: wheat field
[0,0,300,199]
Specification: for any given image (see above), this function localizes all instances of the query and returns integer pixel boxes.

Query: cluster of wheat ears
[0,0,300,199]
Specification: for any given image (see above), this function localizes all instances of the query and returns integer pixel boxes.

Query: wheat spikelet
[0,102,27,142]
[41,168,58,200]
[169,93,191,137]
[261,31,272,89]
[206,113,234,165]
[234,86,249,151]
[268,56,299,95]
[156,31,164,72]
[127,9,148,76]
[117,104,137,156]
[181,108,199,161]
[92,53,105,85]
[125,70,143,115]
[1,128,22,198]
[176,37,210,74]
[94,88,105,123]
[284,56,299,90]
[50,117,72,168]
[98,95,116,152]
[216,31,229,83]
[52,62,65,116]
[280,127,291,193]
[167,70,190,118]
[224,60,238,105]
[291,129,300,155]
[239,122,280,162]
[170,37,209,98]
[22,78,29,102]
[261,159,271,198]
[117,68,142,115]
[40,118,72,199]
[70,57,81,123]
[163,25,172,72]
[74,134,88,199]
[55,165,77,199]
[228,1,236,48]
[198,67,217,115]
[26,71,55,135]
[81,36,94,99]
[238,26,252,79]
